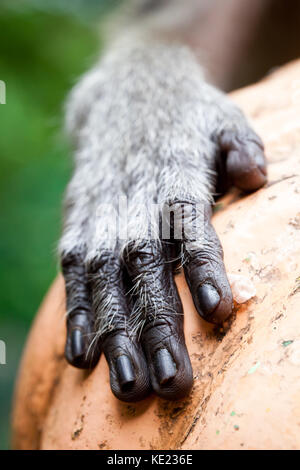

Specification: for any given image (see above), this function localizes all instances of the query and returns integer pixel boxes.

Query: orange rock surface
[12,61,300,450]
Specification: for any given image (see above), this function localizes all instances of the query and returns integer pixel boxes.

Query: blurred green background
[0,0,121,449]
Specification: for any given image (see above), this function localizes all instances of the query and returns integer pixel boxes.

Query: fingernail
[197,284,220,318]
[71,329,85,358]
[154,349,177,385]
[116,355,135,388]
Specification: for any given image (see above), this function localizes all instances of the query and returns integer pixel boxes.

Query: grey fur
[59,1,251,338]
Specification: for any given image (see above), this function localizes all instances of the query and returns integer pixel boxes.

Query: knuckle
[124,240,163,275]
[88,250,119,273]
[162,199,206,243]
[61,253,91,316]
[61,251,83,270]
[102,330,128,356]
[219,127,264,152]
[185,242,223,267]
[88,251,122,288]
[142,317,181,345]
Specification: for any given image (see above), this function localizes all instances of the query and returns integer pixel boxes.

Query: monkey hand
[59,44,267,402]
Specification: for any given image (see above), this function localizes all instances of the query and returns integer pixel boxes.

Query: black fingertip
[154,349,177,385]
[71,328,85,359]
[197,284,220,318]
[116,355,135,389]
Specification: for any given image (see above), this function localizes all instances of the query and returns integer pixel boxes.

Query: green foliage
[0,5,99,323]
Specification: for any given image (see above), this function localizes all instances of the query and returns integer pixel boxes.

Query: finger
[61,252,100,369]
[219,128,267,192]
[89,252,151,402]
[125,240,193,400]
[183,205,233,325]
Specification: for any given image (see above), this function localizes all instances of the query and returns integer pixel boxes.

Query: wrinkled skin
[61,123,267,402]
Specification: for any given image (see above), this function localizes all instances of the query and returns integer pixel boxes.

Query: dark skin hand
[62,130,267,402]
